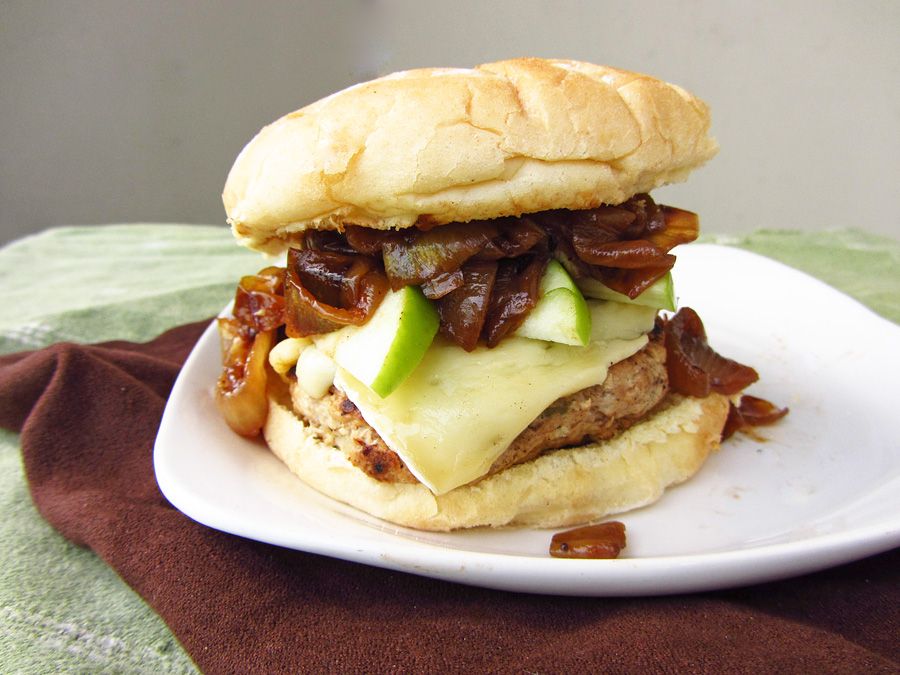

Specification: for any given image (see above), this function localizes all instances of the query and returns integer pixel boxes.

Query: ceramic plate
[154,245,900,596]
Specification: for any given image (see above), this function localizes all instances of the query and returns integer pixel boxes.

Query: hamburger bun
[223,58,717,254]
[264,391,730,531]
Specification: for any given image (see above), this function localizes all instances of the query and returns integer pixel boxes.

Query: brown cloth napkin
[1,321,897,674]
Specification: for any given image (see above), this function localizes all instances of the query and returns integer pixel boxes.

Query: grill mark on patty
[289,336,669,485]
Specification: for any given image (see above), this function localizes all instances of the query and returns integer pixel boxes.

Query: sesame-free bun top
[223,58,718,254]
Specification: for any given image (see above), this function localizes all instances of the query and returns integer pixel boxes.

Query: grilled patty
[289,337,669,485]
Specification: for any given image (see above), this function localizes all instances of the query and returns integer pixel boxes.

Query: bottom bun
[263,392,730,531]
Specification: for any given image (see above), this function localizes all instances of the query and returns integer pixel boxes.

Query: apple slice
[576,271,676,311]
[588,301,658,342]
[334,285,439,398]
[516,259,592,346]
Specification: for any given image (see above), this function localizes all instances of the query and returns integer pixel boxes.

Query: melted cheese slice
[334,334,648,495]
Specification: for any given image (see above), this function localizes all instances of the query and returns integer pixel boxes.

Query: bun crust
[263,393,730,531]
[224,58,718,254]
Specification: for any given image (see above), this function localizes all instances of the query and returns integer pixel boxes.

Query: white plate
[154,245,900,596]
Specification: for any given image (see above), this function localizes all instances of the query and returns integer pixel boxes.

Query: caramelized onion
[215,320,274,437]
[483,254,548,347]
[343,226,400,256]
[549,521,626,559]
[232,267,285,335]
[421,269,464,300]
[436,260,498,351]
[301,229,356,254]
[571,206,636,243]
[382,221,497,290]
[477,217,547,260]
[649,206,700,252]
[722,395,790,440]
[595,263,675,299]
[574,239,674,269]
[215,266,288,437]
[665,307,759,397]
[622,193,666,237]
[284,249,388,337]
[534,194,699,299]
[276,194,699,349]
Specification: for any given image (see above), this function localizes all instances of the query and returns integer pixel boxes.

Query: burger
[214,58,783,532]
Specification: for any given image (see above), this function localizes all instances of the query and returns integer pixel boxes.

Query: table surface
[1,224,897,672]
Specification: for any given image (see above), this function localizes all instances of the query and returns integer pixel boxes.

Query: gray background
[2,0,898,246]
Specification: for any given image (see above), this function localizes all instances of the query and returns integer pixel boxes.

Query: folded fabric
[1,321,897,673]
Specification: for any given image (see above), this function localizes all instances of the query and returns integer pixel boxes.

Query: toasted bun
[263,392,730,531]
[224,58,717,254]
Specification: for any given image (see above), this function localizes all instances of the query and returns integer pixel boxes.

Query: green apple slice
[334,285,439,398]
[516,259,591,346]
[588,300,658,342]
[577,271,676,311]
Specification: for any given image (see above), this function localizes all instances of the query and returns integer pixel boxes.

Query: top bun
[223,58,718,254]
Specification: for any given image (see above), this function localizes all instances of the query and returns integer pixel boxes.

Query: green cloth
[0,225,262,674]
[0,224,897,673]
[0,224,263,355]
[701,228,900,324]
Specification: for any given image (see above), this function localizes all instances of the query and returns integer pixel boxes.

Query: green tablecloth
[0,224,897,672]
